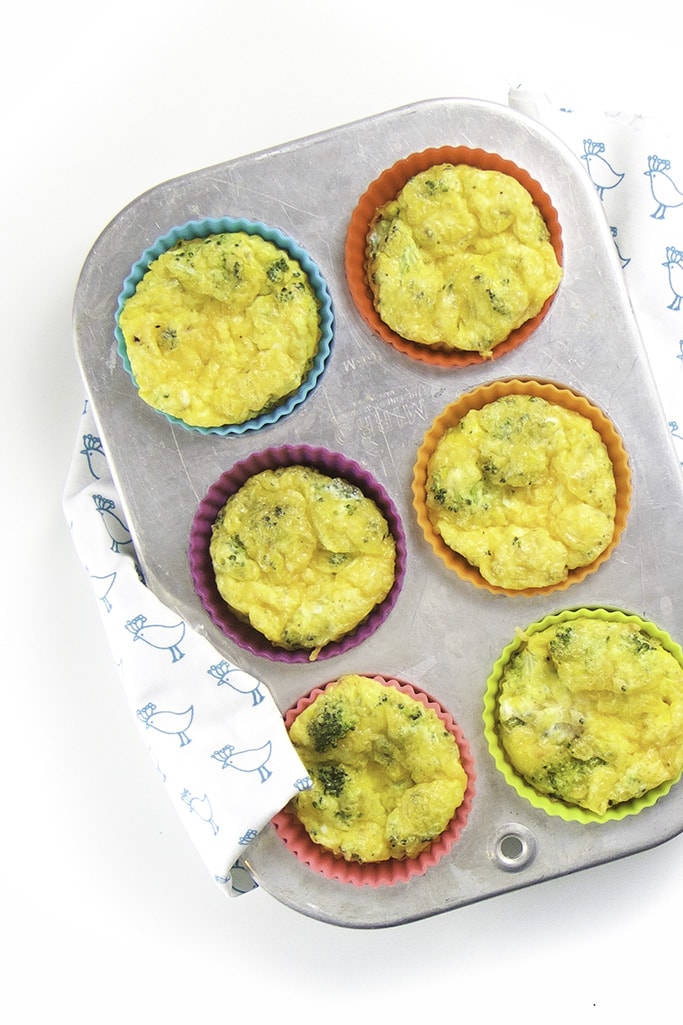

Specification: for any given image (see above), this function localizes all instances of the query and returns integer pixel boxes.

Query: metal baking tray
[73,98,683,929]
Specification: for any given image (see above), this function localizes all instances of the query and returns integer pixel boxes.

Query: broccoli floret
[548,625,575,661]
[630,630,656,654]
[315,763,348,797]
[266,256,289,282]
[534,755,607,801]
[307,699,355,752]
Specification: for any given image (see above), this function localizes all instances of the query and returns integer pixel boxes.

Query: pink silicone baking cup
[345,146,563,367]
[188,446,407,663]
[272,675,476,886]
[412,377,632,597]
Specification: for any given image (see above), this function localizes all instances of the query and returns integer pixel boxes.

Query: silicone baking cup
[483,608,683,824]
[272,674,476,886]
[344,146,563,367]
[188,445,407,663]
[412,377,632,597]
[114,216,334,435]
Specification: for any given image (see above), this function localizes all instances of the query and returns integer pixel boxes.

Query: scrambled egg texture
[289,674,468,862]
[118,231,320,427]
[496,618,683,815]
[425,394,617,589]
[209,467,396,656]
[366,163,562,353]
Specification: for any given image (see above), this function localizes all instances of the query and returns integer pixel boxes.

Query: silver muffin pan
[73,98,683,928]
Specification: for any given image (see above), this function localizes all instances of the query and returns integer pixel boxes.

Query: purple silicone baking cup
[188,445,408,662]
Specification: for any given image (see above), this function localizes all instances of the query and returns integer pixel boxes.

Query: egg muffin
[366,163,562,354]
[117,230,321,428]
[209,466,397,658]
[288,674,469,863]
[494,616,683,816]
[424,393,617,590]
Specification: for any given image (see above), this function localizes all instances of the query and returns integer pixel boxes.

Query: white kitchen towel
[63,399,310,897]
[509,87,683,471]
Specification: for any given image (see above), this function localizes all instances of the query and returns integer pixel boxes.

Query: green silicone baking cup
[483,607,683,824]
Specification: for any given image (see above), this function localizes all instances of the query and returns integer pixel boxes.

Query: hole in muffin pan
[491,824,537,872]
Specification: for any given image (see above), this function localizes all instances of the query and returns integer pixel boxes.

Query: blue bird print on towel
[581,139,625,200]
[181,789,218,834]
[80,433,106,480]
[207,660,265,706]
[663,247,683,310]
[90,571,116,612]
[212,741,273,782]
[137,701,194,746]
[93,494,132,553]
[645,156,683,220]
[611,226,630,269]
[125,613,186,662]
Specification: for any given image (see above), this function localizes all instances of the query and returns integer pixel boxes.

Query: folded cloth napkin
[509,87,683,469]
[64,92,683,901]
[63,399,310,897]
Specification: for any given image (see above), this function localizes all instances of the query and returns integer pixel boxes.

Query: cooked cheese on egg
[209,467,396,656]
[425,394,617,589]
[118,232,321,427]
[289,674,468,862]
[366,163,562,353]
[496,618,683,815]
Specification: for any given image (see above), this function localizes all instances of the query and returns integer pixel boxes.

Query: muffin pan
[73,98,683,928]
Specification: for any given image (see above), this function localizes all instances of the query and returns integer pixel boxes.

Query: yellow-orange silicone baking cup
[344,146,563,367]
[412,377,632,597]
[483,607,683,824]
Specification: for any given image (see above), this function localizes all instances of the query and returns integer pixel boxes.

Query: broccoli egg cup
[345,146,563,367]
[412,377,632,596]
[189,446,407,663]
[483,608,683,823]
[115,216,333,436]
[272,674,476,886]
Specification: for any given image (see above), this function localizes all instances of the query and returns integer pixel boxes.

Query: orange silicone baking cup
[271,675,476,887]
[344,146,564,367]
[412,377,632,597]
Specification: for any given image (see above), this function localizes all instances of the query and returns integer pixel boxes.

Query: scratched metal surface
[73,99,683,928]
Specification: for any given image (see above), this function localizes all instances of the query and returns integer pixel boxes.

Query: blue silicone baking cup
[114,216,334,436]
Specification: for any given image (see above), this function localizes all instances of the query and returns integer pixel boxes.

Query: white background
[4,2,683,1021]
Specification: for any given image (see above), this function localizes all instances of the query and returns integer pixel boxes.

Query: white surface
[4,1,683,1020]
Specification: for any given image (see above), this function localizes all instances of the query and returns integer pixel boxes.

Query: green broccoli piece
[534,755,607,801]
[315,763,348,797]
[307,699,355,752]
[266,256,289,282]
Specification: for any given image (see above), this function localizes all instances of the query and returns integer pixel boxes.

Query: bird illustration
[92,494,132,553]
[181,789,218,834]
[90,571,116,612]
[662,246,683,310]
[125,614,186,662]
[212,741,273,782]
[581,139,624,200]
[80,433,106,479]
[610,226,630,269]
[137,701,194,746]
[207,660,265,706]
[644,155,683,220]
